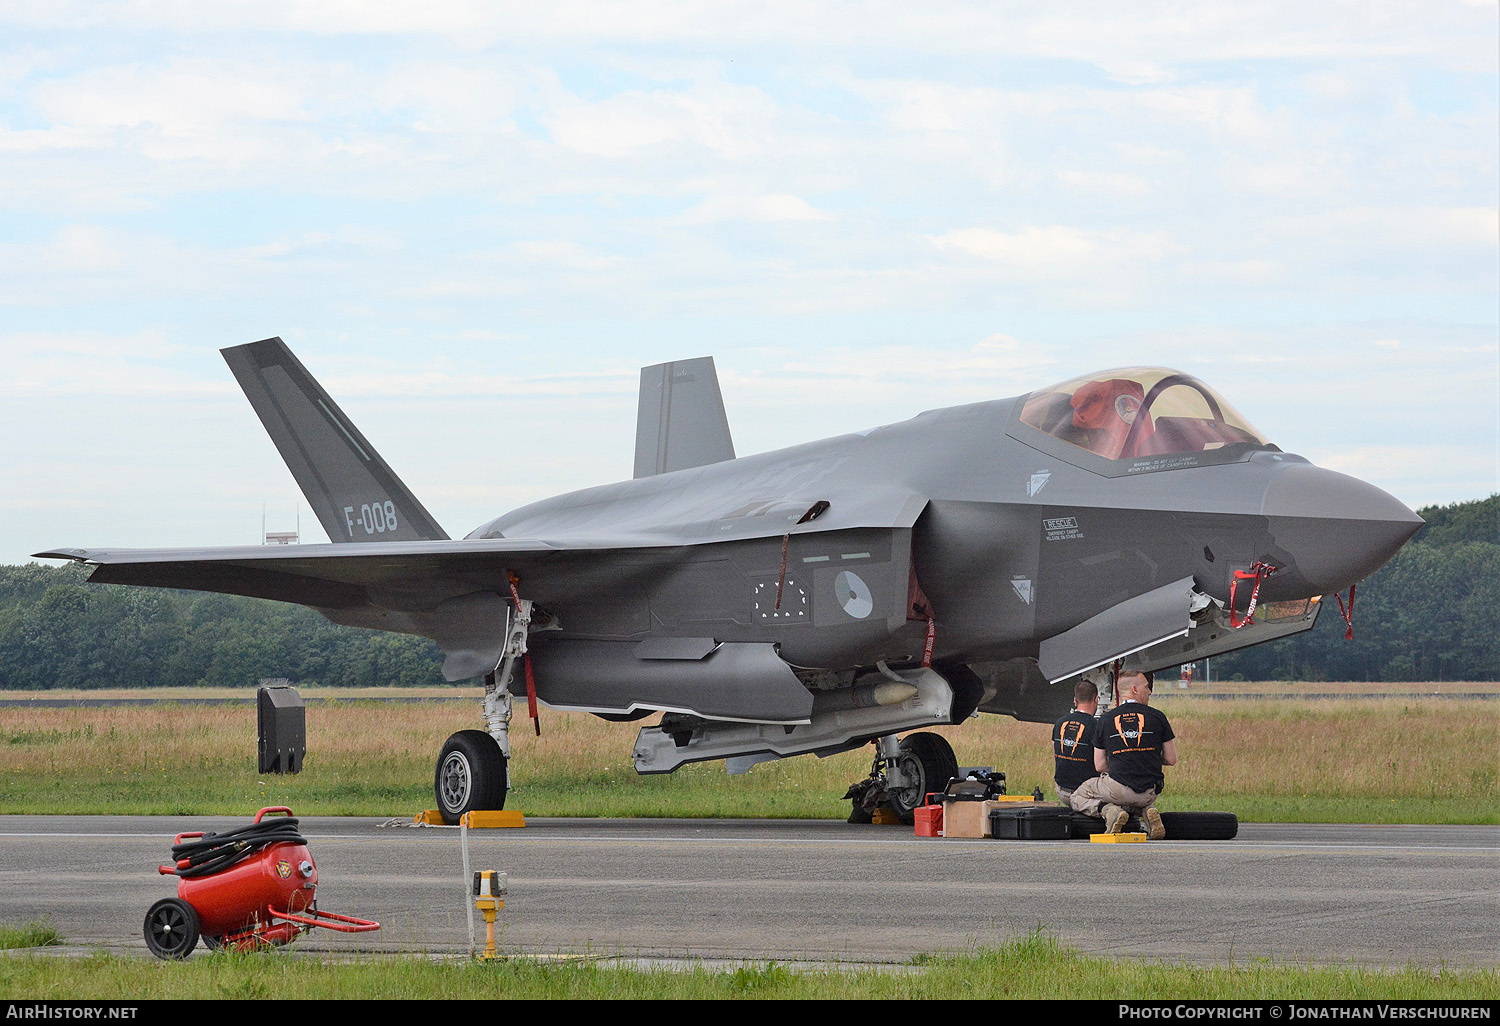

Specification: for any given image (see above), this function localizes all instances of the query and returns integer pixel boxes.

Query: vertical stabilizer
[633,357,736,478]
[222,337,449,543]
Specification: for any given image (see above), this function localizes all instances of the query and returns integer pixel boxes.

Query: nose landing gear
[845,731,959,825]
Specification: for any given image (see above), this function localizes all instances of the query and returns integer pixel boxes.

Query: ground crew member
[1068,670,1176,839]
[1052,679,1099,804]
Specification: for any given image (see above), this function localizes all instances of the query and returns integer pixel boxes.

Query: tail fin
[222,337,449,543]
[633,356,735,479]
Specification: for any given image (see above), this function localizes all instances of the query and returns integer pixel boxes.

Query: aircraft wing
[33,538,615,607]
[36,537,672,681]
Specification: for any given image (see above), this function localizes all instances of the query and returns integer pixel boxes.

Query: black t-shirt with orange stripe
[1052,710,1098,791]
[1095,701,1175,795]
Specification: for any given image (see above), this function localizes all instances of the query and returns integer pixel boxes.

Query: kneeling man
[1052,679,1100,804]
[1068,670,1176,839]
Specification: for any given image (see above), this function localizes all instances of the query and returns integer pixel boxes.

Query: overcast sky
[1,1,1495,563]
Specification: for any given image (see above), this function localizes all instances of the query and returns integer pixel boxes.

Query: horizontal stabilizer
[634,357,735,478]
[1037,577,1198,684]
[222,338,448,544]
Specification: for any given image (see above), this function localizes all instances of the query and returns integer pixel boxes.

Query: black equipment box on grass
[257,684,305,774]
[989,805,1072,840]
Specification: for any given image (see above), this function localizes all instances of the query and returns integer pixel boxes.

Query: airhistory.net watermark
[4,1006,137,1020]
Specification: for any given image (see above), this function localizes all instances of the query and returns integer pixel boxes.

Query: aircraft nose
[1261,463,1423,597]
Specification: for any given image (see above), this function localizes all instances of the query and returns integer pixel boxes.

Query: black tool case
[989,805,1072,840]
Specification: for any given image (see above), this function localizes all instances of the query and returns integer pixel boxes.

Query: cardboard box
[941,799,994,838]
[944,799,1064,838]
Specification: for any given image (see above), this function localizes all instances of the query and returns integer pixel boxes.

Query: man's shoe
[1144,807,1166,840]
[1103,805,1128,833]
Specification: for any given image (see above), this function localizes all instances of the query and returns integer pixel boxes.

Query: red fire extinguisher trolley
[146,806,379,958]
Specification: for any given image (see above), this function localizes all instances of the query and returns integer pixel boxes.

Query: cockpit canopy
[1019,368,1272,462]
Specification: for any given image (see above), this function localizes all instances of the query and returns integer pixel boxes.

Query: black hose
[168,817,308,878]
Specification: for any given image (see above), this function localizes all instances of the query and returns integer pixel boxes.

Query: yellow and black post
[472,871,507,960]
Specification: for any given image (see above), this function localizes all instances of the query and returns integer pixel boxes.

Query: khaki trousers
[1067,774,1157,817]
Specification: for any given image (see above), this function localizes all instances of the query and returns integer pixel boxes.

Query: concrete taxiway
[1,817,1494,968]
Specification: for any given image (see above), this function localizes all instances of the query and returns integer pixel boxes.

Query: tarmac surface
[1,816,1495,969]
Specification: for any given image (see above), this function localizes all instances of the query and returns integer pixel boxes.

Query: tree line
[0,495,1493,688]
[0,562,446,689]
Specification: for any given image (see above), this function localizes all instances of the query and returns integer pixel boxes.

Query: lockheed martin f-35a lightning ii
[39,339,1422,822]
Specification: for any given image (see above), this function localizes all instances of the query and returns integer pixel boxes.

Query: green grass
[0,920,60,950]
[1,931,1494,1000]
[0,693,1495,823]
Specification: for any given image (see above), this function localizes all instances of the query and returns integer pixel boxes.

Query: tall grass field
[0,688,1494,823]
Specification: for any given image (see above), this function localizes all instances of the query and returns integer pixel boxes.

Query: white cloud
[510,240,624,270]
[1178,259,1286,284]
[7,3,1495,70]
[929,225,1178,274]
[1056,169,1151,196]
[1098,61,1176,86]
[675,194,833,224]
[1268,206,1499,249]
[542,78,781,160]
[34,61,313,132]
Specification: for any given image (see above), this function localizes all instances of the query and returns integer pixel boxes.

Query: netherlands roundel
[276,860,292,879]
[833,571,873,619]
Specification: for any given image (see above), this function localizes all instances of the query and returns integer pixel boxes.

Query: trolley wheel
[202,935,223,951]
[143,897,201,959]
[888,732,959,825]
[435,729,509,825]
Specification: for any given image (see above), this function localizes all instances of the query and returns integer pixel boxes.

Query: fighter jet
[37,339,1422,823]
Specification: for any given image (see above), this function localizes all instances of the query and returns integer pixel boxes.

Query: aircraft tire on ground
[1065,810,1238,840]
[1159,811,1238,839]
[890,732,959,825]
[143,897,201,960]
[435,729,509,825]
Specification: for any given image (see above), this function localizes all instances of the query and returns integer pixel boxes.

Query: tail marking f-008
[221,338,448,544]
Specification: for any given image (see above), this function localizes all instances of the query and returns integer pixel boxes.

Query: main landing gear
[435,729,508,823]
[434,590,533,824]
[845,731,959,825]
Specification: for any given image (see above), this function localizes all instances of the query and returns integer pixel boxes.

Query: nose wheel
[886,732,958,824]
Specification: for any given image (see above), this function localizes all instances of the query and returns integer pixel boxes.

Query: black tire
[1160,811,1238,840]
[1065,810,1238,840]
[889,732,959,825]
[202,935,222,952]
[143,897,200,959]
[1067,812,1145,836]
[435,730,509,825]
